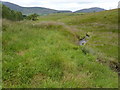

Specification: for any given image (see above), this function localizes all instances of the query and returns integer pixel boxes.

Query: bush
[26,13,39,21]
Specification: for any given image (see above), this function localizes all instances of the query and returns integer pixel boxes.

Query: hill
[56,10,72,13]
[1,1,106,15]
[1,1,72,15]
[1,1,57,15]
[2,9,118,88]
[75,7,105,13]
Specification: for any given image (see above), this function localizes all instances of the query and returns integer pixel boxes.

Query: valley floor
[2,9,119,88]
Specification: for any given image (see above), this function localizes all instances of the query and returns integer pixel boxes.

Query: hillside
[2,9,119,88]
[1,1,72,15]
[75,7,105,13]
[56,10,72,13]
[1,1,57,15]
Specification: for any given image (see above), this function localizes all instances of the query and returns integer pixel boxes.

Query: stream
[79,34,90,45]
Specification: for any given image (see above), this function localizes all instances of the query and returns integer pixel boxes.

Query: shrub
[26,13,39,21]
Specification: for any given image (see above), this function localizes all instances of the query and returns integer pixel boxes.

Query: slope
[2,9,118,88]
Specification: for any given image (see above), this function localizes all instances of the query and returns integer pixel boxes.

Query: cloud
[2,0,119,11]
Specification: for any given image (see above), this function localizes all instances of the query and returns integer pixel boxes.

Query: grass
[0,19,2,89]
[2,9,118,88]
[42,9,119,64]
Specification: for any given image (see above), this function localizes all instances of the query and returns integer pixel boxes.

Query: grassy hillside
[2,9,118,88]
[39,9,119,64]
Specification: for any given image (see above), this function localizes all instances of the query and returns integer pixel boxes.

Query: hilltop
[75,7,105,13]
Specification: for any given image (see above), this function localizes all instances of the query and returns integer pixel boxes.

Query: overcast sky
[2,0,120,11]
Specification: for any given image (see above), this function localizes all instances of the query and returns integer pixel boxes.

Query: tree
[15,12,23,21]
[26,13,39,21]
[2,5,23,21]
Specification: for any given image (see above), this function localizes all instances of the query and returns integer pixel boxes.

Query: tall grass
[2,9,118,88]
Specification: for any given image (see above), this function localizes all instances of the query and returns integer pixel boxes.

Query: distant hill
[1,1,72,15]
[1,1,57,15]
[75,7,105,13]
[1,1,106,15]
[56,10,72,13]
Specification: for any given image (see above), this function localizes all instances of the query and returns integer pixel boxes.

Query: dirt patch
[31,73,46,87]
[17,50,26,56]
[96,58,120,75]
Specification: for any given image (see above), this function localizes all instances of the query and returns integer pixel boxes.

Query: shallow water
[79,35,89,45]
[79,39,87,45]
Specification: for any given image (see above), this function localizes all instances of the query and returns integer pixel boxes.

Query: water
[79,38,87,45]
[79,35,90,45]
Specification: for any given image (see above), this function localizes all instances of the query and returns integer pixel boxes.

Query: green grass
[51,9,119,63]
[2,9,118,88]
[0,19,2,89]
[37,9,119,64]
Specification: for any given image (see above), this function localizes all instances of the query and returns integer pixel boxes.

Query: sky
[2,0,120,11]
